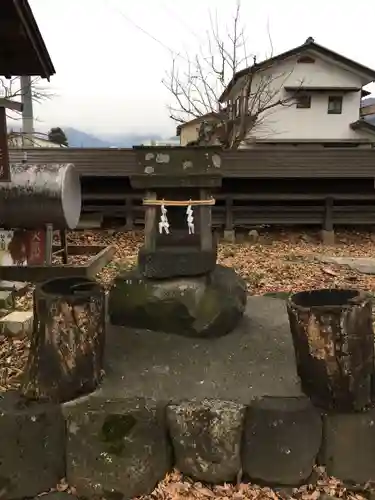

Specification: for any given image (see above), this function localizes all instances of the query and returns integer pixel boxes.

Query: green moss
[100,414,136,456]
[112,280,150,309]
[197,289,221,317]
[194,289,221,331]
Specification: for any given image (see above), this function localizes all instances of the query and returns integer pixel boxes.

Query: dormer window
[328,96,343,114]
[297,56,316,64]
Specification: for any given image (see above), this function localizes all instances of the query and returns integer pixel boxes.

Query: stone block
[242,396,322,486]
[223,230,236,243]
[108,265,247,338]
[0,391,65,499]
[0,291,13,310]
[248,229,260,243]
[0,281,28,293]
[137,246,217,279]
[64,397,171,499]
[321,410,375,484]
[0,310,33,338]
[167,399,245,483]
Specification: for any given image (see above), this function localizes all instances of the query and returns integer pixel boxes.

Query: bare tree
[1,76,55,147]
[163,1,299,149]
[0,76,54,120]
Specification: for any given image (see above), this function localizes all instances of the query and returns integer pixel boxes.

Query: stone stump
[22,276,106,403]
[287,289,374,411]
[321,410,375,483]
[64,397,171,499]
[167,399,245,483]
[0,391,65,499]
[242,396,322,486]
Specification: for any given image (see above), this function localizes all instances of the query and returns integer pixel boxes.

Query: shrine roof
[0,0,55,79]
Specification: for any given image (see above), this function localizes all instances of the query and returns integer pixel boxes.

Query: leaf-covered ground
[47,466,372,500]
[2,228,375,499]
[74,228,375,293]
[3,227,375,392]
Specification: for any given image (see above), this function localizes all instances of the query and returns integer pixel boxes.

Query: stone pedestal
[138,246,217,279]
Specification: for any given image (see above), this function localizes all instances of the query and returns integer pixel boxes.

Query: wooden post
[45,224,53,265]
[323,197,334,231]
[199,189,213,251]
[0,107,10,182]
[0,98,24,182]
[59,229,68,264]
[144,191,157,251]
[22,277,106,403]
[225,196,234,231]
[287,289,374,411]
[125,196,134,231]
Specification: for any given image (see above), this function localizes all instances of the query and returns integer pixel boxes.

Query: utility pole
[20,75,34,147]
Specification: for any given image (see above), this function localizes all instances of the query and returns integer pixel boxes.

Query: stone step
[0,282,29,310]
[0,310,33,338]
[0,290,13,309]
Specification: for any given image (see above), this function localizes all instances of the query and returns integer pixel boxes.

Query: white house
[221,37,375,144]
[179,38,375,146]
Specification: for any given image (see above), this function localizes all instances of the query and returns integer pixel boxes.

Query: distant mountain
[361,97,375,126]
[64,128,166,148]
[362,97,375,107]
[98,133,163,147]
[64,128,114,148]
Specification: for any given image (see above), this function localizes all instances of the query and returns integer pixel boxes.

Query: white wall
[253,90,363,140]
[227,53,373,141]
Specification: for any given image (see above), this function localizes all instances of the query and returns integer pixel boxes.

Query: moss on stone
[111,278,150,310]
[195,289,221,325]
[100,414,136,455]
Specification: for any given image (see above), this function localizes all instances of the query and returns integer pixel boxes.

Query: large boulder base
[167,399,245,483]
[108,264,247,338]
[242,396,322,486]
[64,397,171,499]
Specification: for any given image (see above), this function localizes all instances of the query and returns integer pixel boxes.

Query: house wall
[179,116,222,145]
[226,53,372,142]
[179,122,202,146]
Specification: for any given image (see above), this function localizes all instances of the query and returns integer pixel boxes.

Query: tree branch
[163,0,302,149]
[0,76,55,120]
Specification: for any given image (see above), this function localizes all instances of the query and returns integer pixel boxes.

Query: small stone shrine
[108,147,247,338]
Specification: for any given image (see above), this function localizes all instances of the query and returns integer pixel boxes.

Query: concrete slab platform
[97,296,302,404]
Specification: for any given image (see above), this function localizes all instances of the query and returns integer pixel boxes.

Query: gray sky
[29,0,375,137]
